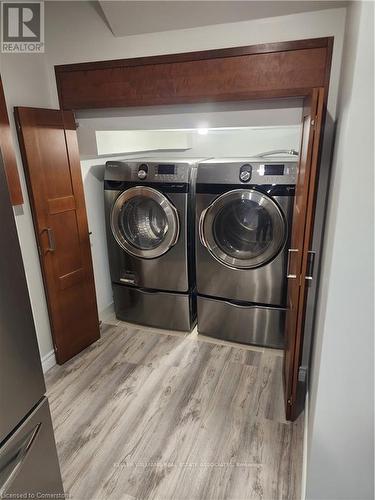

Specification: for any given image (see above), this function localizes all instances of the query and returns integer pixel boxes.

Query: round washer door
[200,189,286,269]
[111,186,180,259]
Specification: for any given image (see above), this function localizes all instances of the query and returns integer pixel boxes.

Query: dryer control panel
[137,163,148,179]
[197,159,298,186]
[239,164,252,182]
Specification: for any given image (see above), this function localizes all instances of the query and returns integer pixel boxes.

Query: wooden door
[284,88,325,421]
[15,107,100,364]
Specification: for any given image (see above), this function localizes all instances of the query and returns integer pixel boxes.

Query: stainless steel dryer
[196,158,298,348]
[105,158,201,331]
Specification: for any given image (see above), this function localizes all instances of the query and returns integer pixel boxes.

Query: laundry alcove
[74,99,303,329]
[17,38,332,421]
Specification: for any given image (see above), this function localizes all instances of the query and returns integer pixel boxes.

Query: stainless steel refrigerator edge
[0,154,64,496]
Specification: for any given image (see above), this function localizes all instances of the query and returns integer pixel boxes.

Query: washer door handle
[287,248,298,279]
[170,204,180,247]
[198,208,209,248]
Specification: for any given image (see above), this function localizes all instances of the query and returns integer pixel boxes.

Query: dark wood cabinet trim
[55,37,334,110]
[55,37,331,73]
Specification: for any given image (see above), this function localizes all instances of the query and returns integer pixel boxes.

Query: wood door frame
[283,88,325,420]
[52,36,333,418]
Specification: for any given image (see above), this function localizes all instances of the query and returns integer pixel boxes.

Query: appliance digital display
[157,164,176,175]
[264,164,285,176]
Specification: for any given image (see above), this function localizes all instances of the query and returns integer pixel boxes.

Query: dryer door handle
[198,208,209,248]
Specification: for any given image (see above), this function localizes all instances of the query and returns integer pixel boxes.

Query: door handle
[170,204,180,247]
[41,227,56,253]
[305,250,316,281]
[0,423,41,495]
[286,248,298,279]
[120,278,135,285]
[198,208,209,248]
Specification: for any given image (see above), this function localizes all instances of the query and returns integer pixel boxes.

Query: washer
[104,158,203,331]
[196,158,298,348]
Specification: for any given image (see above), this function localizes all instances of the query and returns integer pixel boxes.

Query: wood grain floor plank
[99,341,217,499]
[145,344,236,500]
[254,353,287,424]
[45,322,303,500]
[165,361,259,500]
[45,323,133,401]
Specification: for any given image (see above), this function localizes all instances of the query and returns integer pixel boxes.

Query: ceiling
[97,1,347,37]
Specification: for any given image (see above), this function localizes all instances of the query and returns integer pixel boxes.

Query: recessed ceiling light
[197,128,208,135]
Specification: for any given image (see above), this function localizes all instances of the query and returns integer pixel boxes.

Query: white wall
[80,157,114,315]
[95,130,192,156]
[306,2,374,499]
[76,99,303,158]
[151,126,301,159]
[0,3,346,362]
[0,53,55,360]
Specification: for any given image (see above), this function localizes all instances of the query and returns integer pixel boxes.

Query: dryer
[104,158,201,331]
[196,158,298,348]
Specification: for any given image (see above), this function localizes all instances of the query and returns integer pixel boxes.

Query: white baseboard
[40,303,115,374]
[99,302,117,324]
[301,391,309,500]
[41,349,56,373]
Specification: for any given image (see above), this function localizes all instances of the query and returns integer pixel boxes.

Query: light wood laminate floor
[45,321,304,500]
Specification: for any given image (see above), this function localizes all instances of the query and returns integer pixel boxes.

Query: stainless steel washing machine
[196,158,298,348]
[104,158,201,331]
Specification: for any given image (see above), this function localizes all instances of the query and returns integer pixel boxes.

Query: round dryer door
[199,189,286,269]
[111,186,180,259]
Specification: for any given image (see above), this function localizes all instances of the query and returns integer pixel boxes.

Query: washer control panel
[154,163,178,181]
[239,163,252,183]
[137,163,148,179]
[134,162,190,183]
[104,160,195,183]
